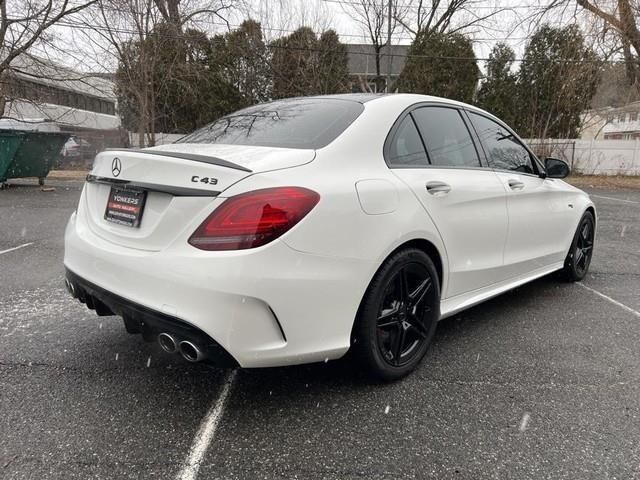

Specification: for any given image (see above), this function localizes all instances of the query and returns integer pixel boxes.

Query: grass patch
[566,174,640,190]
[48,170,89,180]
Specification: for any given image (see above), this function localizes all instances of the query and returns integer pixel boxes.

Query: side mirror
[544,157,570,179]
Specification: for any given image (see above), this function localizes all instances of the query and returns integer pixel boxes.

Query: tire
[38,177,45,186]
[560,211,595,282]
[352,248,440,382]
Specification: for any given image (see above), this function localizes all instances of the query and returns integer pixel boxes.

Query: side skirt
[439,262,564,320]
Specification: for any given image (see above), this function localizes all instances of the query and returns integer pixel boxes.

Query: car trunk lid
[81,145,315,251]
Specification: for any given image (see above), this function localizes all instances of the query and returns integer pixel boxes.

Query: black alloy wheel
[353,248,440,381]
[376,263,434,366]
[562,211,595,281]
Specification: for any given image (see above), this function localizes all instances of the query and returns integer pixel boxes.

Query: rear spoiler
[86,174,220,197]
[104,148,253,173]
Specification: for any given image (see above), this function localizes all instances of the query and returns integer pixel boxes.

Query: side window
[469,112,535,174]
[387,115,429,167]
[411,107,480,168]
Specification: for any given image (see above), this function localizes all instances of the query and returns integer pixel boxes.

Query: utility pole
[386,0,393,92]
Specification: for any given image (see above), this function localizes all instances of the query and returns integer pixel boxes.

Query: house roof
[346,43,409,77]
[6,53,115,101]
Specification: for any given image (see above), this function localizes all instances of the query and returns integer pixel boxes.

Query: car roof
[358,93,502,122]
[311,93,385,103]
[242,93,483,111]
[299,93,487,112]
[287,93,471,106]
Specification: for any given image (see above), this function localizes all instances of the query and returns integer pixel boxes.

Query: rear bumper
[64,210,372,368]
[65,269,238,366]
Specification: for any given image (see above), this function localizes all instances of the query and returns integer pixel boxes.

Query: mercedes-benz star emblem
[111,157,122,177]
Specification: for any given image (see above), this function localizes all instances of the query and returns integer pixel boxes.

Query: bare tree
[240,0,333,42]
[153,0,235,30]
[338,0,406,92]
[81,0,163,147]
[340,0,508,93]
[397,0,508,38]
[0,0,97,115]
[74,0,237,146]
[549,1,640,90]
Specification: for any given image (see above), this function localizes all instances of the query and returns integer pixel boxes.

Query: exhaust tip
[178,340,205,362]
[158,333,178,354]
[65,279,76,298]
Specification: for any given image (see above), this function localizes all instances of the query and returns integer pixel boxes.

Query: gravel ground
[1,178,639,480]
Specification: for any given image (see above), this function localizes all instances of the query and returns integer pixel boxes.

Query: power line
[49,18,628,65]
[59,15,519,43]
[54,16,602,45]
[321,0,537,9]
[50,1,598,44]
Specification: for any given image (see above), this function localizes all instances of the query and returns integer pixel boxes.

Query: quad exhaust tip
[159,335,206,362]
[158,332,178,354]
[178,340,205,363]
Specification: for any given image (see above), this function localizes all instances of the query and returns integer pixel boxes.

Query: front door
[467,111,576,277]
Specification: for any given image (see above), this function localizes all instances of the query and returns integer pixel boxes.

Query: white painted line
[590,194,639,205]
[577,283,640,318]
[176,369,237,480]
[0,242,34,256]
[519,413,530,432]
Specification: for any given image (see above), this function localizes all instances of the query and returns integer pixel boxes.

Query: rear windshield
[177,99,364,149]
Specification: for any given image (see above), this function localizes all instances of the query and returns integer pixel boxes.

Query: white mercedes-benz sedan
[64,93,596,380]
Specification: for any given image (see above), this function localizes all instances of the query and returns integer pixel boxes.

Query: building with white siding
[581,101,640,140]
[2,53,120,131]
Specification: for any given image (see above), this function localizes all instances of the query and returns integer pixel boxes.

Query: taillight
[188,187,320,251]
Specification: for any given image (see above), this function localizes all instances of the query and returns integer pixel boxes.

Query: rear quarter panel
[219,147,450,306]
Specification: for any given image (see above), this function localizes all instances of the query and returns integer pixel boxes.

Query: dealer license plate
[104,187,147,228]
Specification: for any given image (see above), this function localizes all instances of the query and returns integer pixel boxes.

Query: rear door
[466,111,576,276]
[388,105,509,298]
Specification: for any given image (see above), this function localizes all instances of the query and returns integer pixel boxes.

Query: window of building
[605,133,623,140]
[7,77,115,116]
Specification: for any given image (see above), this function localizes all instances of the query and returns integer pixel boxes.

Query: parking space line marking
[176,369,237,480]
[519,413,531,432]
[0,242,34,255]
[590,194,639,205]
[577,283,640,318]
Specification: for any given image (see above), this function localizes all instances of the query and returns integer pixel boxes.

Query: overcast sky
[40,0,594,74]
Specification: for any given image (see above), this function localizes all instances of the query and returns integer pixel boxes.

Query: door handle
[426,181,451,196]
[508,179,525,191]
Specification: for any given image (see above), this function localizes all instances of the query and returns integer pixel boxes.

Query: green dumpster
[0,130,69,188]
[0,131,25,185]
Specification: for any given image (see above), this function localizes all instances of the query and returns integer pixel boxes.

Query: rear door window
[177,99,364,149]
[411,107,481,168]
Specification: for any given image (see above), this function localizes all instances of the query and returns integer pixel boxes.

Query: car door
[387,105,509,298]
[466,111,576,277]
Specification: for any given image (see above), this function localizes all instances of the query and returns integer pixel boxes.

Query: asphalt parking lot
[1,179,639,480]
